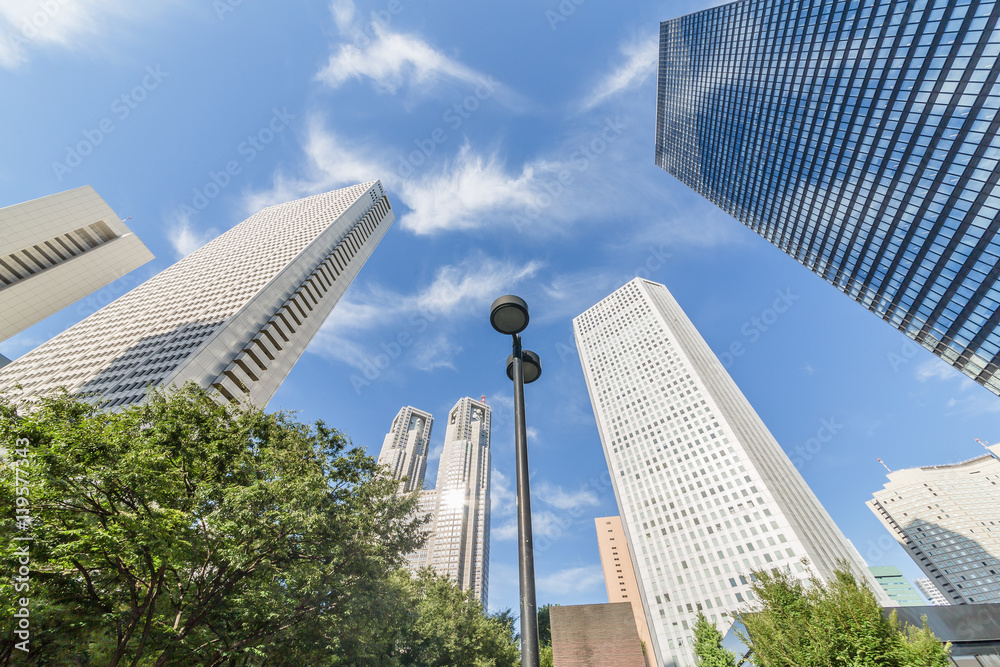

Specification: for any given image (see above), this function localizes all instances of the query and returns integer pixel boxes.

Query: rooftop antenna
[481,394,486,404]
[976,439,999,461]
[877,458,892,473]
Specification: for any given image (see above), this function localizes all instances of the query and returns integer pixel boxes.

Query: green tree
[539,643,554,667]
[692,612,737,666]
[537,602,558,647]
[396,569,519,667]
[0,384,425,665]
[738,563,951,667]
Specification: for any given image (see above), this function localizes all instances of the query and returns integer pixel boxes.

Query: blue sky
[2,0,998,615]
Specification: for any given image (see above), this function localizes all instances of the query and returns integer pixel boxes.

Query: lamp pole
[511,332,539,667]
[490,295,541,667]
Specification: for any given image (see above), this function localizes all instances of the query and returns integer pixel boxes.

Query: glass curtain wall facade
[656,0,1000,395]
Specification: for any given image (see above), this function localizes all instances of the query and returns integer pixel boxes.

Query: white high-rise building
[0,182,393,408]
[574,278,882,667]
[914,577,951,606]
[867,445,1000,606]
[0,186,153,342]
[403,397,491,604]
[377,406,434,494]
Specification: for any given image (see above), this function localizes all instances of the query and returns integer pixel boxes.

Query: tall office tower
[574,278,881,667]
[414,397,492,604]
[868,565,924,607]
[867,444,1000,605]
[914,577,952,606]
[656,0,1000,396]
[377,406,434,494]
[0,182,393,408]
[0,186,153,342]
[596,516,654,667]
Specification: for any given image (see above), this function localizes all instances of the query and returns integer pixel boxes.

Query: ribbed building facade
[377,406,434,494]
[0,186,152,342]
[0,181,393,407]
[656,0,1000,396]
[867,444,1000,605]
[574,278,881,667]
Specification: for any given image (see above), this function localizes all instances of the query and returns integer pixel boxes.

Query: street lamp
[490,295,541,667]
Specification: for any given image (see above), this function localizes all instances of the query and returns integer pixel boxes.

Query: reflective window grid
[656,0,1000,396]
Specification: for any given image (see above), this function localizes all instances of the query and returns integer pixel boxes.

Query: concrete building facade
[596,516,654,666]
[867,444,1000,605]
[377,406,434,494]
[389,397,491,605]
[915,577,953,606]
[869,565,925,607]
[574,278,881,667]
[0,182,393,408]
[0,186,152,342]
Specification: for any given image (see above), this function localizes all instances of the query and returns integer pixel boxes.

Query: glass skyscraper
[656,0,1000,395]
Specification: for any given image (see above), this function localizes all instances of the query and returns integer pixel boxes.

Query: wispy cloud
[491,468,516,516]
[166,210,217,259]
[579,33,658,112]
[913,358,1000,418]
[535,482,600,511]
[306,255,543,375]
[242,116,384,214]
[0,1,164,69]
[914,359,962,383]
[537,565,605,596]
[317,0,524,109]
[396,144,540,235]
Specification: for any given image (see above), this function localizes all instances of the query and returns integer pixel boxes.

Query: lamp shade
[506,350,542,384]
[491,295,530,335]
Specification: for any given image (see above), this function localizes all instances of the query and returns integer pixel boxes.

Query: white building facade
[377,406,434,494]
[401,397,491,605]
[0,186,153,342]
[0,181,393,408]
[914,577,951,606]
[867,445,1000,605]
[574,278,882,667]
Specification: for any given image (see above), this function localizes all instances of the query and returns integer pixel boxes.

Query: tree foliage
[737,564,951,667]
[0,385,514,666]
[692,612,737,667]
[537,602,558,647]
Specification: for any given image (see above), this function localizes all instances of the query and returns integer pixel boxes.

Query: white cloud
[243,116,384,214]
[535,482,600,511]
[491,468,516,516]
[397,144,541,235]
[914,359,962,383]
[165,210,217,259]
[317,0,524,109]
[493,510,570,542]
[0,1,165,69]
[537,565,605,596]
[319,24,484,94]
[579,34,658,112]
[306,255,542,374]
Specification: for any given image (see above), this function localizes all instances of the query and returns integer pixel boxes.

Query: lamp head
[490,295,530,335]
[506,350,542,384]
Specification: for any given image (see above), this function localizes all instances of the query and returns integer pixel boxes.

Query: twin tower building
[376,398,493,605]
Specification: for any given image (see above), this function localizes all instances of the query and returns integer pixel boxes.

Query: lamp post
[490,295,542,667]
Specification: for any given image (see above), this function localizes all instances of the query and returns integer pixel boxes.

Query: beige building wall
[0,181,392,409]
[0,185,153,342]
[596,516,653,667]
[867,444,1000,605]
